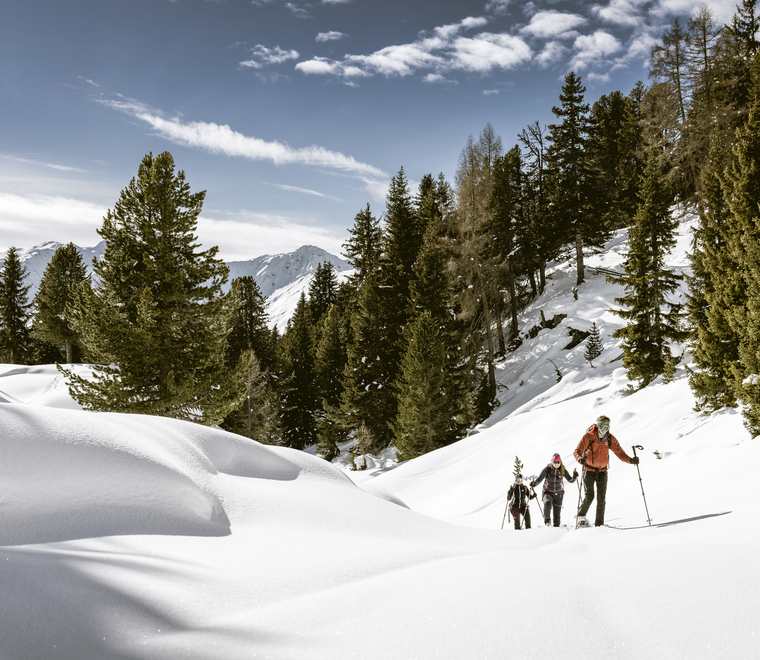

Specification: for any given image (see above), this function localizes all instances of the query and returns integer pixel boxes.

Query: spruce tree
[60,152,249,424]
[307,261,339,324]
[314,304,350,460]
[279,292,318,449]
[226,276,274,371]
[545,72,601,286]
[32,243,89,363]
[342,204,381,288]
[612,147,687,387]
[584,322,604,367]
[513,456,524,478]
[725,52,760,434]
[393,312,464,461]
[0,247,32,364]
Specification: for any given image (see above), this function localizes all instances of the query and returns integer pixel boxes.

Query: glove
[631,456,640,465]
[573,469,578,479]
[529,481,536,488]
[579,456,587,466]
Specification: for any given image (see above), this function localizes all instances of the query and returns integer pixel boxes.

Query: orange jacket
[574,425,632,471]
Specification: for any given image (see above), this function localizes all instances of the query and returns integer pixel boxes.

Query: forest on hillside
[1,1,759,459]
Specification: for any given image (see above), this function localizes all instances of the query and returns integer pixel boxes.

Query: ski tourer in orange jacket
[573,424,633,471]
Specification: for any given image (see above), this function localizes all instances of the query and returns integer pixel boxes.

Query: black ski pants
[579,469,609,526]
[542,491,564,526]
[510,505,531,530]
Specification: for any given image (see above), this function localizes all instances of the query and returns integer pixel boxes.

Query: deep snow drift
[0,217,758,659]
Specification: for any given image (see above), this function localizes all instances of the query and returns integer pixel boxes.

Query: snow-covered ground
[1,216,758,659]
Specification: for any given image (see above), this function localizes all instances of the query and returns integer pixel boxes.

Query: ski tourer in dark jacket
[507,474,535,530]
[531,453,577,527]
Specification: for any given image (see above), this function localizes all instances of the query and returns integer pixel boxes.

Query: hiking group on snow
[505,415,641,530]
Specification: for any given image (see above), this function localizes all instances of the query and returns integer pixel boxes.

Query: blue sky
[0,0,736,260]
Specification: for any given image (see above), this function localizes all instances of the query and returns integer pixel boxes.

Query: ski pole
[501,489,511,530]
[530,486,542,525]
[631,445,652,525]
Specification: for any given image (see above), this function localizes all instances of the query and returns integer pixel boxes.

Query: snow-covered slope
[6,242,353,332]
[0,215,758,659]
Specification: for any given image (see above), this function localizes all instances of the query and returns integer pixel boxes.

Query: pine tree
[340,271,399,454]
[0,247,32,364]
[584,322,604,367]
[226,276,274,371]
[545,72,600,286]
[612,147,687,388]
[307,261,338,324]
[279,292,318,449]
[724,52,760,434]
[314,304,350,460]
[393,312,465,461]
[342,204,381,287]
[512,456,524,478]
[60,152,249,424]
[32,243,89,364]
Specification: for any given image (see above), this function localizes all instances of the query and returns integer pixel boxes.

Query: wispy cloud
[321,0,352,4]
[285,2,312,18]
[423,73,458,85]
[316,31,348,42]
[520,11,588,39]
[97,97,388,183]
[5,156,87,173]
[263,182,345,202]
[485,0,511,16]
[239,44,300,69]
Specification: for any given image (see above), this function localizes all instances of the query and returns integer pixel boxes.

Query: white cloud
[570,30,623,70]
[449,33,532,73]
[483,89,499,95]
[99,99,387,181]
[423,73,458,85]
[284,2,311,18]
[239,45,300,69]
[262,182,345,203]
[536,41,568,67]
[593,0,649,27]
[520,11,588,39]
[316,31,348,42]
[321,0,352,4]
[0,193,105,253]
[298,18,532,80]
[485,0,511,16]
[588,71,612,84]
[6,156,87,173]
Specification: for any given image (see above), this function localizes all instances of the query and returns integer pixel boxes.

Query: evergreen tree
[545,72,601,286]
[724,52,760,434]
[686,140,742,411]
[512,456,524,478]
[279,292,318,449]
[393,312,466,461]
[342,204,381,287]
[617,82,647,224]
[612,147,687,387]
[0,247,32,364]
[307,261,338,324]
[60,152,249,424]
[226,276,274,371]
[584,322,604,366]
[32,243,89,364]
[340,271,399,454]
[314,304,350,460]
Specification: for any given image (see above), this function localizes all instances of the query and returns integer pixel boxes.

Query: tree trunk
[575,230,585,286]
[507,262,519,341]
[65,341,73,364]
[495,296,506,355]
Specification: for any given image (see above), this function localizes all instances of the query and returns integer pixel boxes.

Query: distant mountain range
[7,242,354,332]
